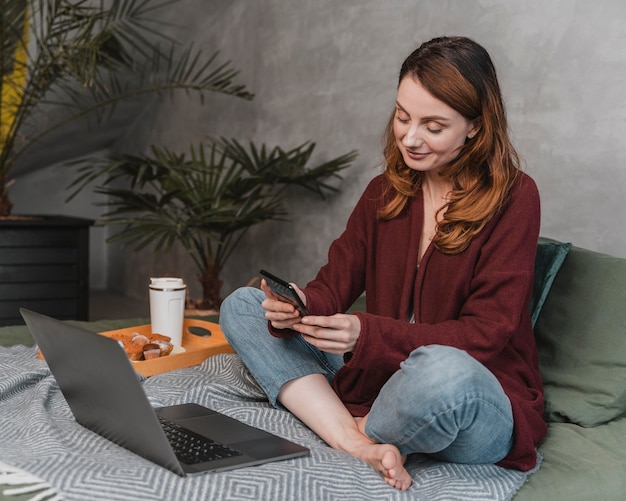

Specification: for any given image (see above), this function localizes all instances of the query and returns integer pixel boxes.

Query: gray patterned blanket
[0,346,539,501]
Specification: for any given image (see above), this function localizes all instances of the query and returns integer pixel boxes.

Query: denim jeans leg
[219,287,344,408]
[365,344,514,464]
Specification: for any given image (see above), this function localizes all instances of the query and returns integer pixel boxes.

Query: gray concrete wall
[12,0,626,303]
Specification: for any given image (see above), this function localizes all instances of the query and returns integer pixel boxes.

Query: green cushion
[531,240,572,326]
[534,245,626,427]
[514,419,626,501]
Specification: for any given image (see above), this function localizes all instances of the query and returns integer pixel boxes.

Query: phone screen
[259,270,309,316]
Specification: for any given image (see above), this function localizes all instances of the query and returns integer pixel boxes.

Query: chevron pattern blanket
[0,346,539,501]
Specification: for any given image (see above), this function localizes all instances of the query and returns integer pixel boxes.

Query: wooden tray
[100,318,234,377]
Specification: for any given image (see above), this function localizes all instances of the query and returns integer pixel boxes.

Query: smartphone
[259,269,309,316]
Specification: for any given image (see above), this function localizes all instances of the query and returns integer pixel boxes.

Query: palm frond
[81,140,356,271]
[0,0,253,216]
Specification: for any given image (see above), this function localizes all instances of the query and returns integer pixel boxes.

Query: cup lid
[149,277,186,290]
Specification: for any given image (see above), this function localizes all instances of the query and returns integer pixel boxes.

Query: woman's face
[393,77,478,176]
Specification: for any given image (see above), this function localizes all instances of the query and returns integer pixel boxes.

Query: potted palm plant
[0,0,254,324]
[0,0,253,217]
[70,139,358,312]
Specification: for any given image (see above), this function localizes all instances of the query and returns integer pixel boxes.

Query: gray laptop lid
[22,308,187,476]
[21,308,309,476]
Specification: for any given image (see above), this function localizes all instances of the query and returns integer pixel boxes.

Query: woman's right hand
[260,279,305,329]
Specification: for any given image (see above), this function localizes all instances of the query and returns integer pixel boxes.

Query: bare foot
[277,375,411,490]
[344,440,411,490]
[363,442,411,490]
[342,417,412,490]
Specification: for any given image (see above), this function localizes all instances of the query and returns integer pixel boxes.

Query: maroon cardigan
[270,173,546,471]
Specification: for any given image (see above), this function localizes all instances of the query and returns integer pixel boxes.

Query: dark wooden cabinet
[0,215,93,326]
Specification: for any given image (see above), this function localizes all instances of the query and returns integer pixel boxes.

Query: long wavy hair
[380,36,521,254]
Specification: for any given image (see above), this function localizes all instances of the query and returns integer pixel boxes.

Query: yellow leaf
[1,8,29,146]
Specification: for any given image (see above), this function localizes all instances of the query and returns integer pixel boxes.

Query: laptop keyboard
[158,415,243,465]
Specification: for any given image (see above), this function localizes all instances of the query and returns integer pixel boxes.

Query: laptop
[20,308,309,476]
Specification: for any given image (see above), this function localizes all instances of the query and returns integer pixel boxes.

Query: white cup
[149,277,186,346]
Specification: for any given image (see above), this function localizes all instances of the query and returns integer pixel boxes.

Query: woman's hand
[260,279,306,330]
[292,313,361,355]
[260,279,361,354]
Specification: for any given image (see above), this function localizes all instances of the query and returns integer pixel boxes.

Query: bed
[0,317,538,501]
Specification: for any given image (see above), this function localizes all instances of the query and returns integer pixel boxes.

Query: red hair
[379,37,520,254]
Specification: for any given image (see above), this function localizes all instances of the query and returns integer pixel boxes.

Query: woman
[219,36,546,491]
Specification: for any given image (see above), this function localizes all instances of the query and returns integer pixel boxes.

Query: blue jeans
[219,287,514,464]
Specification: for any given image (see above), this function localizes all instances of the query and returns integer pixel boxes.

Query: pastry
[142,343,161,360]
[110,331,174,361]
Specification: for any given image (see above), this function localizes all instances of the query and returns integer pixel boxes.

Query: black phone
[259,269,309,316]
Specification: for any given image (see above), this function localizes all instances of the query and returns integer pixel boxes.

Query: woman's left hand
[292,314,361,354]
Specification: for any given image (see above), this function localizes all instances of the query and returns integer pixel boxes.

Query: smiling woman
[219,36,546,491]
[392,77,481,262]
[380,36,521,255]
[392,79,479,176]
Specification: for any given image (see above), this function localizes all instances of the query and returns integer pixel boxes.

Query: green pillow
[534,244,626,426]
[531,240,572,327]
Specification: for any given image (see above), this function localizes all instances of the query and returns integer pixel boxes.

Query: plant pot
[0,215,93,326]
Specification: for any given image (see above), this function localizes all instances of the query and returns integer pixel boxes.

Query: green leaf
[1,0,253,215]
[79,140,357,277]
